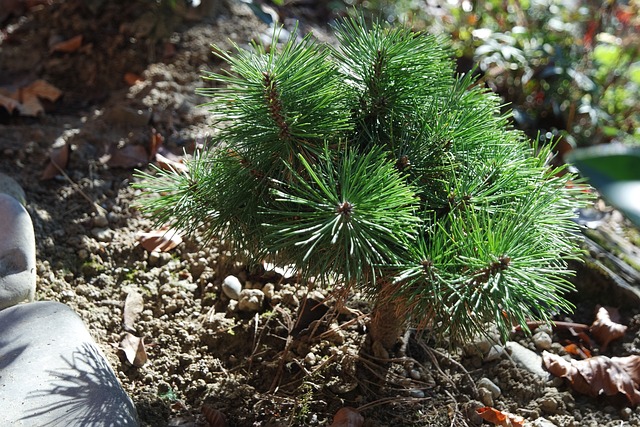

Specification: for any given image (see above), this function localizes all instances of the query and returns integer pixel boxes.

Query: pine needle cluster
[135,15,590,344]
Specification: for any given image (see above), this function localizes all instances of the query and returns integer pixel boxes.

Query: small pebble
[478,388,493,406]
[409,389,424,398]
[304,352,317,366]
[91,227,113,242]
[533,331,553,350]
[477,378,501,399]
[262,283,275,300]
[620,407,632,420]
[93,214,109,227]
[539,396,558,414]
[237,289,264,312]
[222,275,242,300]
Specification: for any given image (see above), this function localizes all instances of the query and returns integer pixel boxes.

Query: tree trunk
[368,295,408,359]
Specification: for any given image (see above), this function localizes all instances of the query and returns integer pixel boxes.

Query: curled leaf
[41,142,69,180]
[202,405,228,427]
[123,291,144,332]
[590,306,627,351]
[476,407,524,427]
[138,226,183,252]
[329,407,364,427]
[50,35,83,53]
[543,351,640,405]
[119,333,148,367]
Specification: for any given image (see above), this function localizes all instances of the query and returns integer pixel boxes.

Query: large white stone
[0,193,36,310]
[0,301,139,426]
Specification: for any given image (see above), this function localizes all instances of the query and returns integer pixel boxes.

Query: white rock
[0,193,36,310]
[533,330,553,350]
[477,377,501,398]
[506,341,550,380]
[222,275,242,300]
[0,173,26,205]
[237,289,264,312]
[531,418,557,427]
[304,352,317,366]
[0,301,139,425]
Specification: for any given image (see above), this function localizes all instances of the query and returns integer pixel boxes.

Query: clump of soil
[2,1,640,426]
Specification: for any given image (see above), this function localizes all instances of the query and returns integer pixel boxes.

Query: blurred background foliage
[257,0,637,150]
[341,0,640,149]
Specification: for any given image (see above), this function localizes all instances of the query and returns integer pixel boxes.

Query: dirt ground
[3,1,640,426]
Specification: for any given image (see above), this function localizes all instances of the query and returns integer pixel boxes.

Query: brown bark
[368,295,408,358]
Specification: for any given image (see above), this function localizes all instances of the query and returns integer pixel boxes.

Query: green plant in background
[363,0,640,147]
[135,15,589,353]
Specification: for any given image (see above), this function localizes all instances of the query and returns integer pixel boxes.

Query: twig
[51,161,107,215]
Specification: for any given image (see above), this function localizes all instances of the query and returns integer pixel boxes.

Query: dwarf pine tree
[135,15,589,353]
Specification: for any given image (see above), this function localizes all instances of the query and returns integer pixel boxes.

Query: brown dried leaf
[329,407,364,427]
[124,72,143,86]
[138,226,183,252]
[123,291,144,332]
[50,35,83,53]
[155,152,188,173]
[101,144,149,168]
[119,333,148,367]
[19,79,62,116]
[0,93,20,113]
[590,306,627,351]
[41,142,69,180]
[476,407,525,427]
[543,351,640,405]
[202,405,228,427]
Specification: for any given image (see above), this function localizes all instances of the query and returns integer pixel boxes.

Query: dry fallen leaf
[329,407,364,427]
[20,79,63,116]
[123,291,144,332]
[124,72,143,86]
[155,152,188,173]
[138,226,183,252]
[202,405,228,427]
[476,407,525,427]
[101,144,149,168]
[40,142,69,180]
[50,35,83,53]
[543,351,640,405]
[119,333,148,367]
[0,93,20,114]
[590,306,627,351]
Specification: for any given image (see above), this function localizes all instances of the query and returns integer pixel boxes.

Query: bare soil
[2,1,640,426]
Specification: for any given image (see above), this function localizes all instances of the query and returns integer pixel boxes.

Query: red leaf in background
[149,128,164,159]
[583,20,598,49]
[50,35,83,53]
[329,407,364,427]
[543,351,640,405]
[138,226,182,252]
[590,306,627,351]
[41,142,69,180]
[476,407,524,427]
[202,405,228,427]
[124,72,142,86]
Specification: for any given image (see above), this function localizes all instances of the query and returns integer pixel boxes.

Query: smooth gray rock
[0,301,139,426]
[222,275,242,300]
[505,341,550,380]
[0,193,36,310]
[0,173,26,205]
